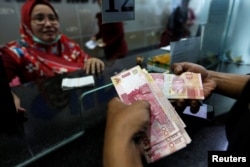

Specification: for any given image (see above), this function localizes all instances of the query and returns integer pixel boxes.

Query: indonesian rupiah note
[111,66,180,148]
[158,72,204,99]
[144,70,191,145]
[111,66,192,163]
[144,135,187,162]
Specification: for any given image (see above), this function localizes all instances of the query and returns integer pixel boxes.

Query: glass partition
[79,83,116,130]
[222,0,250,64]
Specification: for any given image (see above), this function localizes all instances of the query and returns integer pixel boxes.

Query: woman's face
[30,4,59,43]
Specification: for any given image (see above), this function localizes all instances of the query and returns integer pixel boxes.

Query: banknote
[144,135,187,163]
[162,72,204,99]
[142,69,191,148]
[111,66,180,148]
[150,73,165,90]
[145,70,186,128]
[145,70,191,144]
[111,66,191,163]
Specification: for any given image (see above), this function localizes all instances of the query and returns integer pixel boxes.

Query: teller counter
[0,48,226,167]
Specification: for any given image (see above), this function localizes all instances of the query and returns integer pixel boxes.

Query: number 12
[106,0,134,12]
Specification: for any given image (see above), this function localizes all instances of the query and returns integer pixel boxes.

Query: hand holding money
[111,66,193,163]
[171,62,216,98]
[103,97,150,167]
[106,97,150,139]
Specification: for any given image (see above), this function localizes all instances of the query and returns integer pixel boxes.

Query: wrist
[208,70,250,99]
[104,123,143,167]
[207,70,219,92]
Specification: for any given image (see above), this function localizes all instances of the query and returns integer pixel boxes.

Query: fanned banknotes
[111,66,192,163]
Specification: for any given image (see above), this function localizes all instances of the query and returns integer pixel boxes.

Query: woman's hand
[171,62,216,98]
[84,57,105,75]
[96,38,106,47]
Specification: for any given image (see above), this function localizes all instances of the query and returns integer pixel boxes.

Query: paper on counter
[61,76,95,90]
[160,45,171,51]
[85,40,97,50]
[183,104,208,119]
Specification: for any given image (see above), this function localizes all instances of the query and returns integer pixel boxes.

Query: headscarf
[20,0,59,44]
[1,0,90,83]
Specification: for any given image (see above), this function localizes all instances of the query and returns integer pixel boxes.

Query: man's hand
[171,62,216,98]
[103,97,150,167]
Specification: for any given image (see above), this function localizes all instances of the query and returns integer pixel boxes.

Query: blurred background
[0,0,249,64]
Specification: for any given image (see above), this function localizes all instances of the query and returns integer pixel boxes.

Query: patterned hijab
[2,0,89,82]
[20,0,59,45]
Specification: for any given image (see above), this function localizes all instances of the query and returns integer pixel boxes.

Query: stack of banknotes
[111,65,204,163]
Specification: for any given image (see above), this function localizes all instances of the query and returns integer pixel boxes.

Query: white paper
[160,45,171,51]
[183,104,207,119]
[85,40,97,50]
[61,76,95,90]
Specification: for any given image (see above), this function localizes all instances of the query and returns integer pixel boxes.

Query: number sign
[102,0,135,23]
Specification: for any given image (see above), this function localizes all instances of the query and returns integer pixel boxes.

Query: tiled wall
[0,0,171,58]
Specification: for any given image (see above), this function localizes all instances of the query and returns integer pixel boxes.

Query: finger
[84,60,90,74]
[96,59,105,73]
[108,97,126,112]
[132,100,151,122]
[188,99,201,113]
[101,61,105,71]
[96,61,101,74]
[175,99,187,107]
[188,99,200,105]
[133,100,150,110]
[171,63,184,74]
[91,60,96,75]
[17,107,26,113]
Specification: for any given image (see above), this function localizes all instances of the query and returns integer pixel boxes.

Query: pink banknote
[111,66,179,148]
[152,72,204,99]
[111,66,191,163]
[144,135,187,163]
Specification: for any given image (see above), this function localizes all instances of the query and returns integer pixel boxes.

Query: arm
[103,97,150,167]
[208,70,250,99]
[0,47,23,83]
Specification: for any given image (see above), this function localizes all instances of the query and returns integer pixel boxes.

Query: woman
[0,0,105,85]
[159,0,195,47]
